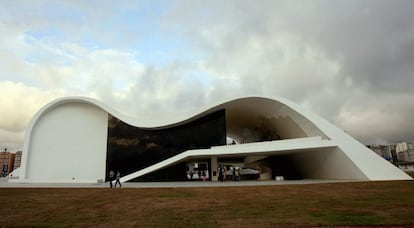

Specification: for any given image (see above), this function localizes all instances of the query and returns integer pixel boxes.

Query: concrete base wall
[24,102,108,182]
[291,148,367,180]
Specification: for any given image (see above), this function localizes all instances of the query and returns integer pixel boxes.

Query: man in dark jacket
[109,170,115,188]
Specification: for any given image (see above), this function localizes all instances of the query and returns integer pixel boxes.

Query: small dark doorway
[269,155,302,180]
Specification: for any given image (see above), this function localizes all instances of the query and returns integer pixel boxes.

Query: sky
[1,0,414,152]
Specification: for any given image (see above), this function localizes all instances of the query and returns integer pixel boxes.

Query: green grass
[310,211,383,225]
[1,181,414,227]
[159,192,196,198]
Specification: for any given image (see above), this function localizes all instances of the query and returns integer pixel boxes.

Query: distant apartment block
[393,142,414,172]
[13,151,22,170]
[396,142,414,162]
[368,143,414,172]
[0,149,16,177]
[367,145,392,160]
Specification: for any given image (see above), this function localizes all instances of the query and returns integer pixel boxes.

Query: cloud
[158,0,414,144]
[0,81,68,151]
[334,93,414,144]
[1,0,414,151]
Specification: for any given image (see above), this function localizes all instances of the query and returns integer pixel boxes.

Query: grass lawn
[1,181,414,227]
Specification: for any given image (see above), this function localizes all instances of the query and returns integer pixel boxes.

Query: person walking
[218,167,223,182]
[235,168,240,181]
[115,171,122,188]
[201,170,206,181]
[109,170,115,188]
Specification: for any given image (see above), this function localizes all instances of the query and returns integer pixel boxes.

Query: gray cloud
[1,0,414,151]
[160,0,414,144]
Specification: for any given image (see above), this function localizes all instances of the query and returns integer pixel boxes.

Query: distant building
[366,143,414,174]
[397,162,414,172]
[13,151,22,170]
[392,142,414,172]
[367,145,392,160]
[396,142,414,162]
[387,144,398,163]
[0,149,16,177]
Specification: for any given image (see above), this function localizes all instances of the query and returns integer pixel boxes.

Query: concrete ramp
[121,137,337,182]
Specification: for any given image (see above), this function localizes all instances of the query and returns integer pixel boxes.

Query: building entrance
[217,160,260,181]
[186,161,209,181]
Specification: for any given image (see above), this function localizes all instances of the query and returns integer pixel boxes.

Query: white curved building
[17,96,411,183]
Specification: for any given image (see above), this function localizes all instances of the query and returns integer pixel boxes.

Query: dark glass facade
[106,109,226,181]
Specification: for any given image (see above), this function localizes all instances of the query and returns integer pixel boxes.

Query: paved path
[0,178,358,188]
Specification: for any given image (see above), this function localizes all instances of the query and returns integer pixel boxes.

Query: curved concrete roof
[19,95,412,182]
[23,95,327,138]
[23,95,312,127]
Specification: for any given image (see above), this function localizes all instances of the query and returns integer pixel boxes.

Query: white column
[211,156,218,181]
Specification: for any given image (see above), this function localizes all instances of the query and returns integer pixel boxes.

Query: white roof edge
[25,95,299,129]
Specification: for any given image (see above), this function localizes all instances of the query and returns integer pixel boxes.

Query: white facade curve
[17,96,412,183]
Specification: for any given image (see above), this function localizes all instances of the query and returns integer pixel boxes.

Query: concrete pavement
[0,178,359,188]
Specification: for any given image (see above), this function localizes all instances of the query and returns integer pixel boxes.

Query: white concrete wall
[275,97,412,180]
[291,148,367,180]
[24,102,108,182]
[274,104,328,139]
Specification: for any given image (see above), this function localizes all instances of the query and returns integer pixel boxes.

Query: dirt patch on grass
[0,181,414,227]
